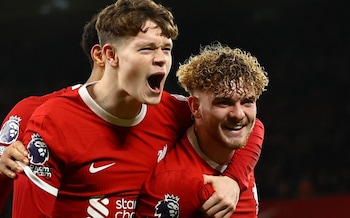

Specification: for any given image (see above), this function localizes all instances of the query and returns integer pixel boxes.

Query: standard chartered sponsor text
[115,198,137,218]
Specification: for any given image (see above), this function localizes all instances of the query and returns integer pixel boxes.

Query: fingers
[201,192,235,218]
[12,141,29,163]
[0,141,29,178]
[201,175,239,217]
[0,158,17,178]
[11,141,29,165]
[203,174,212,185]
[211,207,234,218]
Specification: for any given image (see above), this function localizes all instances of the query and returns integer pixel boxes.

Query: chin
[229,137,248,149]
[146,96,162,105]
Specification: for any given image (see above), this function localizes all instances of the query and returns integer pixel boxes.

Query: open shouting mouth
[147,73,165,92]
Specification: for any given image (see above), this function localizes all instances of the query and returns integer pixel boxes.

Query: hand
[0,141,29,178]
[201,175,240,218]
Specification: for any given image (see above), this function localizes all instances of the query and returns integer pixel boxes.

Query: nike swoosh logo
[89,162,116,174]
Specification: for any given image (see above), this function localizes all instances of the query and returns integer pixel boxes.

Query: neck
[193,125,234,166]
[87,81,142,119]
[85,67,104,84]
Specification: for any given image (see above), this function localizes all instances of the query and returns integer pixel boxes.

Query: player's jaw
[220,117,255,150]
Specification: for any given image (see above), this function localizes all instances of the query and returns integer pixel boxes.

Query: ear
[102,44,118,67]
[90,44,104,67]
[188,96,201,118]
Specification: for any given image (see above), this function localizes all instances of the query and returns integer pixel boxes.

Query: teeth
[225,125,242,130]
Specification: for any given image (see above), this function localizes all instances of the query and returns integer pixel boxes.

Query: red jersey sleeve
[0,178,12,213]
[0,97,46,213]
[0,87,72,213]
[12,172,56,218]
[12,103,69,217]
[222,119,265,191]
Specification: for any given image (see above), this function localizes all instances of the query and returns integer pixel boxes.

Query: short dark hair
[96,0,178,46]
[80,13,99,68]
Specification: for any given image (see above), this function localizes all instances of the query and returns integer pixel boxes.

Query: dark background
[1,0,349,216]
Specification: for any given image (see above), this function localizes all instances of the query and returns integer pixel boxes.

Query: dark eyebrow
[135,38,173,48]
[212,97,232,104]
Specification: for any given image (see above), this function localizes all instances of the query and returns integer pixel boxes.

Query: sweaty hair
[177,42,269,98]
[96,0,178,45]
[80,13,99,68]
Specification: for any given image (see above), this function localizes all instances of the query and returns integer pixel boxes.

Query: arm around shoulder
[222,118,265,191]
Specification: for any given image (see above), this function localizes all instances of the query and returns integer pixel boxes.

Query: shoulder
[161,91,188,105]
[0,87,74,145]
[157,91,191,118]
[255,118,264,129]
[252,118,265,137]
[30,87,81,120]
[9,86,76,115]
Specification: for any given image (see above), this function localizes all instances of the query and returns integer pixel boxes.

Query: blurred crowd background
[1,0,349,217]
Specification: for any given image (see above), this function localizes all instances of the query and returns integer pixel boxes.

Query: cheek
[211,108,230,118]
[123,58,144,75]
[245,107,257,120]
[206,110,225,125]
[168,55,172,64]
[165,57,172,72]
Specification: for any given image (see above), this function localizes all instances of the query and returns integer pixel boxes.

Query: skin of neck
[84,63,142,119]
[86,67,104,84]
[89,78,143,119]
[85,48,142,119]
[194,124,235,166]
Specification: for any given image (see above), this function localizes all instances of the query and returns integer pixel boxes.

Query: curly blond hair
[177,42,269,98]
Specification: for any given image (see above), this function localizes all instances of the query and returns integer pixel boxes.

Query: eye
[162,47,171,51]
[140,47,153,51]
[213,98,232,107]
[242,97,256,105]
[162,47,172,55]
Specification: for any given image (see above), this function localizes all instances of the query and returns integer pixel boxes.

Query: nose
[228,105,245,120]
[154,49,167,66]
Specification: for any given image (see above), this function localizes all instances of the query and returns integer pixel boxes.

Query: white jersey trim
[78,82,147,127]
[17,161,58,196]
[187,125,233,173]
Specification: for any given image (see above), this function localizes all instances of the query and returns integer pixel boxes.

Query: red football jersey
[135,121,264,218]
[0,85,78,213]
[10,82,263,217]
[13,84,192,217]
